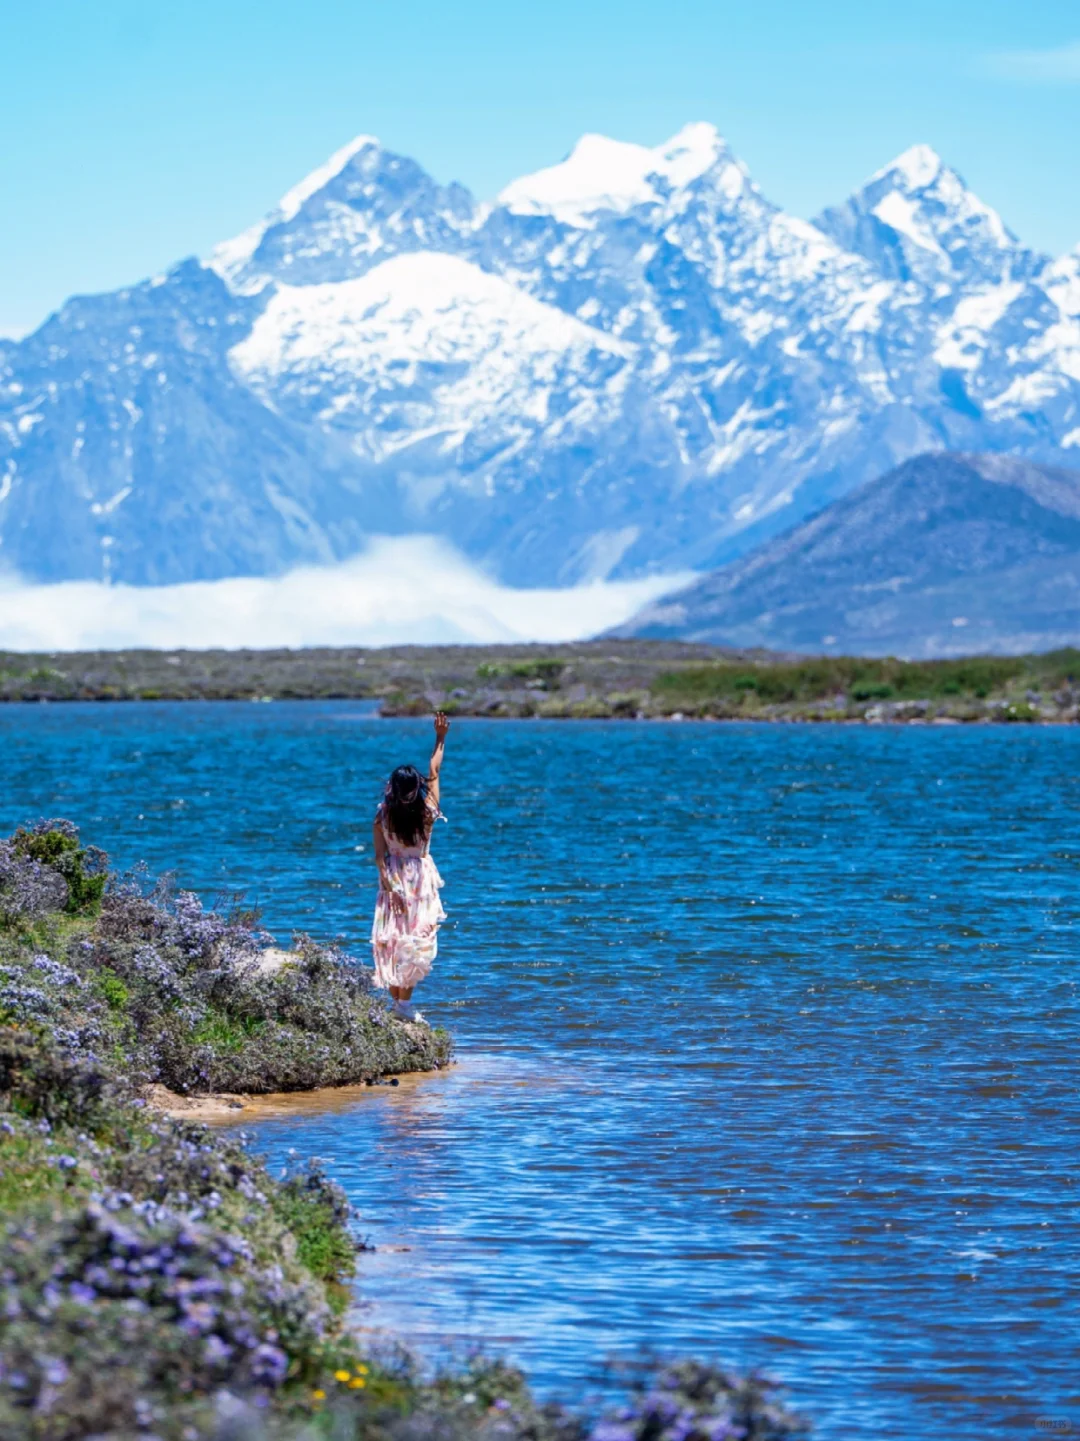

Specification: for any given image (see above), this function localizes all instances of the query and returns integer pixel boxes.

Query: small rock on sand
[146,1084,251,1122]
[256,947,296,975]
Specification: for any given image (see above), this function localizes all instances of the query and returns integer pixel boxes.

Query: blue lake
[2,702,1078,1439]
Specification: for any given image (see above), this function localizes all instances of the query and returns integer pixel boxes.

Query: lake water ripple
[2,704,1077,1439]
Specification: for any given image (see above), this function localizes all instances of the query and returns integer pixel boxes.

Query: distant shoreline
[4,699,1079,727]
[2,639,1078,724]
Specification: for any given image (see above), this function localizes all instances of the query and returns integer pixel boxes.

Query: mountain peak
[815,144,1025,288]
[495,121,735,226]
[654,121,726,176]
[871,143,944,191]
[7,124,1080,598]
[858,146,1013,253]
[208,135,476,292]
[209,135,384,285]
[275,135,382,222]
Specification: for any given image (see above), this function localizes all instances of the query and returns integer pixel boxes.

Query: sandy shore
[146,1063,452,1125]
[141,947,451,1124]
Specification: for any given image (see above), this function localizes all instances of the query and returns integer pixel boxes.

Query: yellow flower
[356,1364,370,1375]
[334,1369,352,1383]
[312,1390,326,1402]
[349,1377,367,1389]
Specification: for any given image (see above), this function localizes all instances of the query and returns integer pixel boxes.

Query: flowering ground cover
[0,822,809,1439]
[0,820,450,1094]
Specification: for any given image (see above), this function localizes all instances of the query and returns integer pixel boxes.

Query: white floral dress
[370,802,446,990]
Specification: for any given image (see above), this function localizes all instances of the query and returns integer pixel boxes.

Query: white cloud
[982,39,1080,82]
[0,535,691,652]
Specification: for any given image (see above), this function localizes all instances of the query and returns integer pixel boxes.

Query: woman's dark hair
[382,764,430,847]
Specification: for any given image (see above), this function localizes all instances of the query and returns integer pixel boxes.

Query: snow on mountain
[0,263,370,585]
[3,125,1080,590]
[1026,245,1080,393]
[230,252,634,460]
[209,137,475,293]
[970,245,1080,444]
[467,125,931,568]
[226,251,668,583]
[815,144,1033,291]
[209,136,379,287]
[495,122,743,226]
[815,146,1079,463]
[477,122,778,344]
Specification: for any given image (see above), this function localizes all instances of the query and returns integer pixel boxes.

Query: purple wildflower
[249,1342,289,1387]
[43,1359,68,1386]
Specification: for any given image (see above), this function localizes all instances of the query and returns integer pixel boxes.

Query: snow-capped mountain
[210,137,475,293]
[814,144,1037,291]
[2,125,1079,587]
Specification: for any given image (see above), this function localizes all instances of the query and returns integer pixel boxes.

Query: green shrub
[192,1007,265,1054]
[1023,647,1080,690]
[0,1191,333,1436]
[11,824,106,917]
[0,1015,367,1435]
[93,970,129,1011]
[0,1029,119,1131]
[999,702,1039,723]
[272,1159,357,1288]
[606,690,648,716]
[653,654,1033,710]
[476,658,565,685]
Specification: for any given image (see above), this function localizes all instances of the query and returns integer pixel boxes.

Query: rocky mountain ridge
[615,452,1080,657]
[2,125,1078,586]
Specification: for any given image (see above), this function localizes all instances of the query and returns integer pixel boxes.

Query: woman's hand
[434,710,450,742]
[380,874,407,914]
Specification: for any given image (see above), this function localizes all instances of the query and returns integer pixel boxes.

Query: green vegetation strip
[651,651,1080,712]
[2,641,1077,721]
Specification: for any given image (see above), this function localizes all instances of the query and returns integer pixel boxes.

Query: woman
[371,711,450,1019]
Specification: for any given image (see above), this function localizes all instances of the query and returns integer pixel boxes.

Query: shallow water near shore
[2,702,1078,1439]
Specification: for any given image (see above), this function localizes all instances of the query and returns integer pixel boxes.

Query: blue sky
[2,0,1079,337]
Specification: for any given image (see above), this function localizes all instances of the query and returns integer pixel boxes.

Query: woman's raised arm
[428,711,450,810]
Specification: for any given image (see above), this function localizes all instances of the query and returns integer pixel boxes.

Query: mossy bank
[0,821,450,1095]
[0,822,810,1439]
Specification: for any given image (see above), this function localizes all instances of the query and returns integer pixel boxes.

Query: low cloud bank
[0,536,691,651]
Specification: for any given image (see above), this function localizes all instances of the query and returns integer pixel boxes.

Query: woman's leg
[389,985,401,1000]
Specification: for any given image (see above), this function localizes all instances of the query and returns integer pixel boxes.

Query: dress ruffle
[371,853,446,990]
